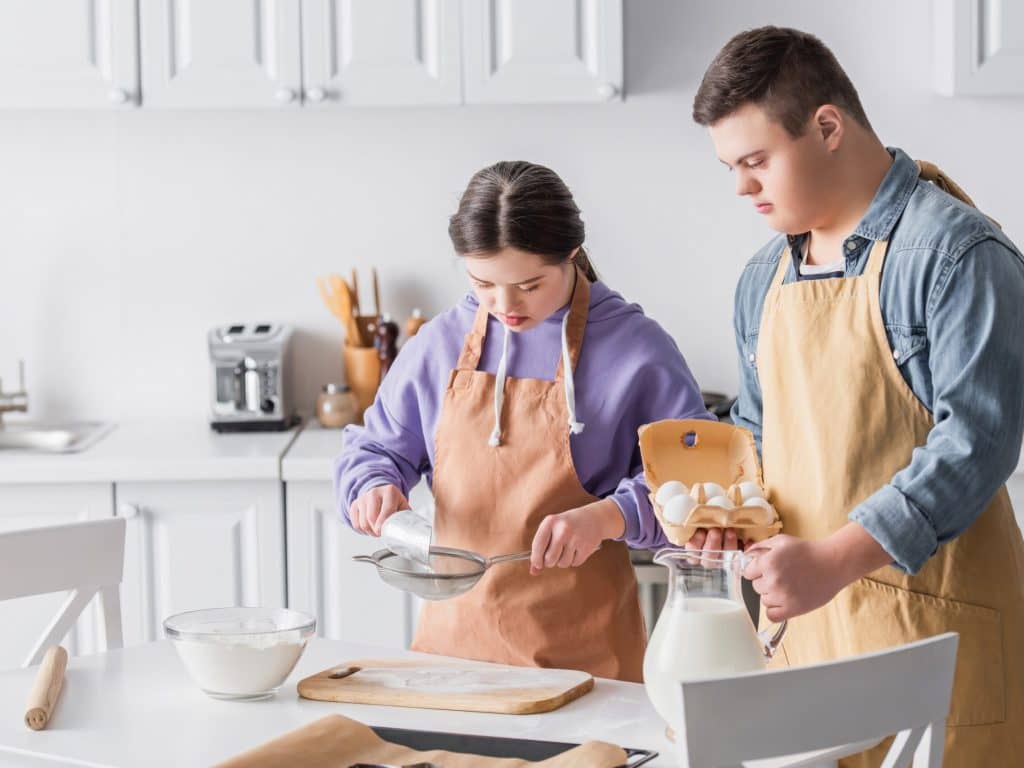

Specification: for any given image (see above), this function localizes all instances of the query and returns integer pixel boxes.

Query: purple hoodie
[332,281,712,550]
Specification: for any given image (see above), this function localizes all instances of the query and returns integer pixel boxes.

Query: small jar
[316,383,359,429]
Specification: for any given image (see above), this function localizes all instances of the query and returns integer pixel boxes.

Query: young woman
[334,161,709,682]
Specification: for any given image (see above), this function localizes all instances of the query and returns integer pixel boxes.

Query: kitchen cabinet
[300,0,462,107]
[933,0,1024,95]
[139,0,303,108]
[462,0,623,104]
[3,0,621,109]
[116,480,286,646]
[0,484,113,668]
[0,0,139,108]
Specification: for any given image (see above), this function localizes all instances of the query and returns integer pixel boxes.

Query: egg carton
[638,418,782,546]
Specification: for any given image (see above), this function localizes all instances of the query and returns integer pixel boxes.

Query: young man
[691,26,1024,766]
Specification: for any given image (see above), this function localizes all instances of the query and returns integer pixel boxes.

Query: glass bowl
[164,607,316,701]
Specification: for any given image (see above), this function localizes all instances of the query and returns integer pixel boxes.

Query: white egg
[695,482,726,500]
[736,482,765,501]
[704,495,735,510]
[663,494,697,525]
[741,497,775,513]
[655,480,689,506]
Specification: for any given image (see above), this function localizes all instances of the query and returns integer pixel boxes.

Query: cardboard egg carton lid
[638,418,782,545]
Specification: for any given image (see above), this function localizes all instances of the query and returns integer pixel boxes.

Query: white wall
[2,0,1022,426]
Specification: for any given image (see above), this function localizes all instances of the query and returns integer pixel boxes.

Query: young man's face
[708,102,834,235]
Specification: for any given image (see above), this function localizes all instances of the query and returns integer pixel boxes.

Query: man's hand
[349,484,410,536]
[743,523,893,621]
[530,499,625,575]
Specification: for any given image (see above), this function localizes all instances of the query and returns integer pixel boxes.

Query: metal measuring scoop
[352,546,532,601]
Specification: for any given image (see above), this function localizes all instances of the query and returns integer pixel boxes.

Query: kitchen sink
[0,421,116,453]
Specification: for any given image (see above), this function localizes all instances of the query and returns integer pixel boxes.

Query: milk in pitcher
[643,596,766,730]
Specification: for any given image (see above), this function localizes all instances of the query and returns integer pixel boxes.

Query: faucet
[0,360,28,426]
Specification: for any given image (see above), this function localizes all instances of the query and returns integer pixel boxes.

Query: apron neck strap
[770,248,792,289]
[864,239,889,277]
[456,301,491,371]
[554,267,591,381]
[455,266,591,374]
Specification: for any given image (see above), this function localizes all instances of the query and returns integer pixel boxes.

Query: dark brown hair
[448,161,598,282]
[693,26,872,137]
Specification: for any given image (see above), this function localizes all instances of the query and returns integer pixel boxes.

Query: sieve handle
[487,551,532,566]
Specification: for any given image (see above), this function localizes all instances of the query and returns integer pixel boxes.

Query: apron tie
[561,311,585,436]
[916,159,1000,228]
[488,321,511,447]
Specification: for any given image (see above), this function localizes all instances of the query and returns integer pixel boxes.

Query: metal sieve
[353,546,531,601]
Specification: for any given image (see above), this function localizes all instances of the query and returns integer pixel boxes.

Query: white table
[0,640,864,767]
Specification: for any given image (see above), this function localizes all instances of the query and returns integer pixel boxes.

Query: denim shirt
[731,148,1024,574]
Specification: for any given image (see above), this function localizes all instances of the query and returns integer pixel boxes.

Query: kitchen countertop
[280,422,345,482]
[0,421,301,485]
[0,640,674,767]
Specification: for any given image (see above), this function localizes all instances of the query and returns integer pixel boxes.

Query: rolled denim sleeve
[850,239,1024,573]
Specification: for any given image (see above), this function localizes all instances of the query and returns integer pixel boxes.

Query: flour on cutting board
[343,665,585,694]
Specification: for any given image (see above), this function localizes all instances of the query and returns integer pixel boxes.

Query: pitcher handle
[757,619,787,660]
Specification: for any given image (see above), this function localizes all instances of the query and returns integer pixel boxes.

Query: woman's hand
[349,484,410,536]
[530,499,625,575]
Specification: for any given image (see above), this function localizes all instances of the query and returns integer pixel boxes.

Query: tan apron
[757,222,1024,763]
[411,270,647,682]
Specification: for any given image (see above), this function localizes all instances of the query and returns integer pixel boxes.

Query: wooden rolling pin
[24,646,67,731]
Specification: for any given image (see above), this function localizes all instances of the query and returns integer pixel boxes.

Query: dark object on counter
[212,414,300,433]
[702,390,736,420]
[374,314,399,381]
[369,726,658,766]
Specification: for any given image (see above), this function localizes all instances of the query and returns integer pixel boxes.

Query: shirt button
[893,349,900,359]
[748,353,756,363]
[846,241,857,252]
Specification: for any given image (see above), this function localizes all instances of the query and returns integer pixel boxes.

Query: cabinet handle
[274,87,298,104]
[306,86,327,103]
[109,88,131,105]
[597,83,619,100]
[117,503,139,519]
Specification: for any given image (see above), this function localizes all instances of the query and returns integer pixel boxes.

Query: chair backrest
[676,632,959,768]
[0,518,126,668]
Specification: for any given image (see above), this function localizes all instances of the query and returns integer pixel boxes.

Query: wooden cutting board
[297,658,594,715]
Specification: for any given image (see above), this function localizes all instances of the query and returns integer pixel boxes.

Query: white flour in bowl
[172,631,307,698]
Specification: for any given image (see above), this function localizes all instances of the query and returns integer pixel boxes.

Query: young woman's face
[464,247,578,332]
[708,102,837,235]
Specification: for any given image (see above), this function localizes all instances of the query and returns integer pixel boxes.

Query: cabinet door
[139,0,302,107]
[0,0,138,108]
[462,0,622,104]
[285,480,409,647]
[301,0,460,106]
[117,480,285,645]
[934,0,1024,95]
[0,484,113,668]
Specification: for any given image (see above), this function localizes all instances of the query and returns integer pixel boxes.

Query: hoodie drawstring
[488,321,511,447]
[488,311,585,447]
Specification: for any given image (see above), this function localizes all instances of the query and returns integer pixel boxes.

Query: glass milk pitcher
[643,549,787,733]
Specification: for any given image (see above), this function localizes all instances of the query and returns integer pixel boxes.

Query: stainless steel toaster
[208,323,297,432]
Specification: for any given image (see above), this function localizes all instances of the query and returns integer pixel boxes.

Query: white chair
[0,518,126,667]
[675,632,959,768]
